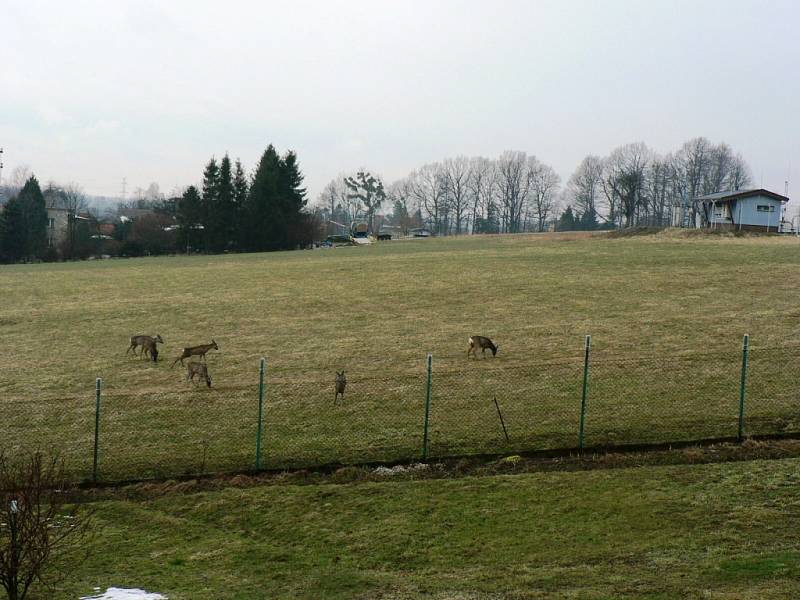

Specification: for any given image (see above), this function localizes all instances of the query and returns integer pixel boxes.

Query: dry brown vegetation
[1,232,799,480]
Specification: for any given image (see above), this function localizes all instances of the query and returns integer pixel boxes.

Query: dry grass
[2,232,800,479]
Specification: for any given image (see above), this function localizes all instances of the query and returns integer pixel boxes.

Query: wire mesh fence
[2,336,799,483]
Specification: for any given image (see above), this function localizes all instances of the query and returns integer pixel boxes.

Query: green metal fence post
[579,335,591,451]
[92,377,101,483]
[738,334,749,441]
[255,357,266,471]
[422,353,433,461]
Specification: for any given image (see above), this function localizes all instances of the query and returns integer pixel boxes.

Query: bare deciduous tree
[442,156,471,235]
[318,175,350,234]
[496,151,532,233]
[467,157,496,233]
[409,164,447,235]
[0,452,92,600]
[565,155,603,220]
[528,158,561,232]
[602,142,651,227]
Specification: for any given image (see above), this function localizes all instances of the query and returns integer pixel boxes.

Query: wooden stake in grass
[494,397,510,442]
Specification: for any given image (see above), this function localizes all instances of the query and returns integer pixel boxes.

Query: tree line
[0,136,755,262]
[317,136,753,235]
[163,144,312,254]
[0,144,313,262]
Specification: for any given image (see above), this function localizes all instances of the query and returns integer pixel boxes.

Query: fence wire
[2,341,799,483]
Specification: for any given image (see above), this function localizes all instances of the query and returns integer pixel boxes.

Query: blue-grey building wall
[730,195,784,228]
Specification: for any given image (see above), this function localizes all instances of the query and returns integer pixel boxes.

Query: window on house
[756,205,775,212]
[48,217,56,228]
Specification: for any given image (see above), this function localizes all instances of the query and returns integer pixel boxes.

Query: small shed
[696,188,789,233]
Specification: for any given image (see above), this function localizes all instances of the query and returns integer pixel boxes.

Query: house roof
[695,188,789,203]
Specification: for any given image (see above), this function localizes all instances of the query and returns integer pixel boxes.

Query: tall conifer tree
[18,176,48,258]
[0,196,26,261]
[200,158,220,250]
[176,185,203,252]
[242,145,281,251]
[206,154,235,252]
[232,159,249,248]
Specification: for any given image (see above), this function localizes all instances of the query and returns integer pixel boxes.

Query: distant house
[698,189,789,233]
[43,189,97,249]
[45,206,70,248]
[672,188,790,233]
[43,190,73,248]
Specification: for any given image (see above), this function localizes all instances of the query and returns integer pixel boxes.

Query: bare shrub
[0,452,93,600]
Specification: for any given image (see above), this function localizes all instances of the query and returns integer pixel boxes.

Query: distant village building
[43,189,72,248]
[672,188,791,233]
[45,206,70,248]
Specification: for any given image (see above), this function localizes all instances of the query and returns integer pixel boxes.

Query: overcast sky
[2,0,798,208]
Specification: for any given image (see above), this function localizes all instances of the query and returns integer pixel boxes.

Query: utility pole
[0,147,4,191]
[121,177,127,201]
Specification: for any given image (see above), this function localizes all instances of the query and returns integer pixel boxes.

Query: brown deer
[141,338,160,362]
[127,334,163,359]
[186,362,212,387]
[334,370,347,404]
[171,339,219,367]
[467,336,499,359]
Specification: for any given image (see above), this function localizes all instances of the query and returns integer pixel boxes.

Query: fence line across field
[3,333,798,483]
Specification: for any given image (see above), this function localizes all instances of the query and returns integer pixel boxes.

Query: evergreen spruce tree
[200,157,220,250]
[242,145,281,251]
[580,208,599,231]
[0,196,26,261]
[232,159,249,248]
[12,176,48,259]
[557,206,576,231]
[485,201,500,233]
[205,154,235,252]
[176,185,203,253]
[278,151,308,248]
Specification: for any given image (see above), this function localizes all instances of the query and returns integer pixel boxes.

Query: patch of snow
[80,587,167,600]
[373,463,429,476]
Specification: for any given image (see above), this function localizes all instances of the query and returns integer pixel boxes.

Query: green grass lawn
[53,456,800,599]
[2,232,800,480]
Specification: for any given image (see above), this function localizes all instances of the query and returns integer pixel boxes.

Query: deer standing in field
[334,370,347,404]
[467,336,499,359]
[127,334,163,360]
[186,362,212,387]
[142,339,159,362]
[171,339,219,367]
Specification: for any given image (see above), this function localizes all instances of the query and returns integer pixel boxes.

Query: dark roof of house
[695,188,789,203]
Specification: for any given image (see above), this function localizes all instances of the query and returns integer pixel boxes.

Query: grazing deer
[171,339,219,367]
[467,336,499,359]
[334,370,347,404]
[186,362,212,387]
[127,334,163,358]
[143,341,159,362]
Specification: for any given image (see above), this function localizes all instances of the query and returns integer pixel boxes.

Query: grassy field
[51,455,800,599]
[2,231,800,479]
